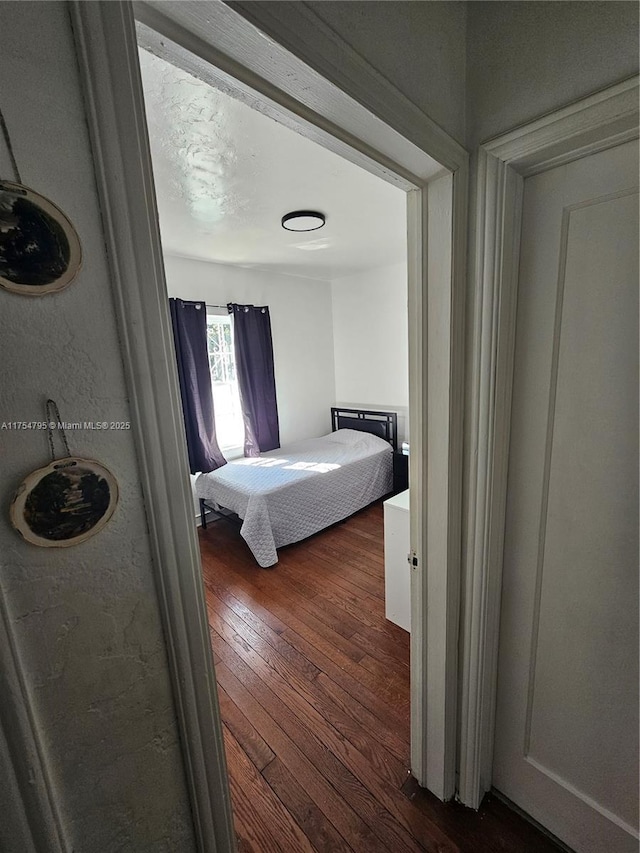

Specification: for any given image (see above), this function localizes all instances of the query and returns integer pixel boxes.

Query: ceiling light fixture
[281,210,326,232]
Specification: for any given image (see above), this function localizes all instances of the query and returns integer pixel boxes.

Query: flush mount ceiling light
[281,210,326,232]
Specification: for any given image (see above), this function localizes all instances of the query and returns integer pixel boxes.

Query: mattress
[195,428,392,567]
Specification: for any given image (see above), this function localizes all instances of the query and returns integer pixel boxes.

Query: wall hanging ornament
[10,401,118,548]
[0,106,82,295]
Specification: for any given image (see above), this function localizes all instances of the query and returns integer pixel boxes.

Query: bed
[196,408,396,567]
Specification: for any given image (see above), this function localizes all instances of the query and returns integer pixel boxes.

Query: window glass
[206,313,244,450]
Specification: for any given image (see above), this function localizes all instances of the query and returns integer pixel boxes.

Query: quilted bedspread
[195,429,393,567]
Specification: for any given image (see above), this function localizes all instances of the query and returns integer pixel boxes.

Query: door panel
[494,140,639,853]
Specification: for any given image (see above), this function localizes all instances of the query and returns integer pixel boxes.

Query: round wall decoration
[10,457,118,547]
[0,180,82,295]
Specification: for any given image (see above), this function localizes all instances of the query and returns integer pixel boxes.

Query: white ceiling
[139,48,407,281]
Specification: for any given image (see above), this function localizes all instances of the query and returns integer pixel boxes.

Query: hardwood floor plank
[202,530,405,709]
[314,671,410,765]
[305,536,384,579]
[204,573,287,637]
[202,537,365,640]
[222,723,314,853]
[205,553,368,665]
[279,561,410,667]
[280,552,385,612]
[213,633,443,852]
[254,568,367,639]
[213,636,423,853]
[315,525,385,563]
[359,652,411,692]
[207,591,321,683]
[262,757,355,853]
[214,623,456,852]
[208,583,407,761]
[346,514,385,542]
[287,550,385,601]
[278,631,409,737]
[351,629,410,670]
[217,684,275,772]
[209,605,408,789]
[283,561,384,631]
[200,502,563,853]
[279,624,410,722]
[215,658,403,853]
[294,557,410,647]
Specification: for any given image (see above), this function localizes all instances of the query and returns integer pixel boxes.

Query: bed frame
[331,407,398,452]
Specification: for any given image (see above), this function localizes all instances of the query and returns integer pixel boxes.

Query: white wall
[0,4,195,851]
[331,262,409,443]
[164,254,337,445]
[466,1,639,147]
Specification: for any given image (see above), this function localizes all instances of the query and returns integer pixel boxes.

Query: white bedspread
[195,429,392,567]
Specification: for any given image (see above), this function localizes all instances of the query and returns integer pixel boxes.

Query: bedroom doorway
[73,2,468,847]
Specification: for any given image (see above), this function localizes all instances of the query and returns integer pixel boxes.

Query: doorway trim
[458,75,639,810]
[71,0,468,848]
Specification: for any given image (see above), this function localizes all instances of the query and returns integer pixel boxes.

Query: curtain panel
[228,303,280,456]
[169,298,226,473]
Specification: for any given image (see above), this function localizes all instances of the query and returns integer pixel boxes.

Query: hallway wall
[0,4,196,850]
[232,0,638,152]
[466,1,639,146]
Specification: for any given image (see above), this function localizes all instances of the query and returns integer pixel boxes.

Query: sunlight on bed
[230,457,342,473]
[284,461,341,473]
[234,458,286,468]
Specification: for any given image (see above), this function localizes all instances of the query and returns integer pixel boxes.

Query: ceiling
[139,48,407,281]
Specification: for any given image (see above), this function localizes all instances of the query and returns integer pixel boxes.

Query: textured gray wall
[305,0,467,146]
[467,1,639,147]
[229,0,467,146]
[0,3,196,850]
[234,0,638,150]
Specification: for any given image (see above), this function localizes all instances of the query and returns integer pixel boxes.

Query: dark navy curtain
[169,298,226,474]
[228,303,280,456]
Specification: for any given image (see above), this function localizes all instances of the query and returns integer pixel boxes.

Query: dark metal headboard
[331,407,397,452]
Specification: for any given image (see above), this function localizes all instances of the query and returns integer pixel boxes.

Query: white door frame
[69,1,467,848]
[458,76,639,810]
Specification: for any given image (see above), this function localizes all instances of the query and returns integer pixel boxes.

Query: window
[206,312,244,452]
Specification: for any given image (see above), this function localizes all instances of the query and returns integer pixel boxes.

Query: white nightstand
[383,488,410,632]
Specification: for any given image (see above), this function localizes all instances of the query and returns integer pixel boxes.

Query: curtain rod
[178,300,268,313]
[206,303,267,312]
[172,299,228,310]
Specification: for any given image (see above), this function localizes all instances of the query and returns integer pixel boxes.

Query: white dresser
[383,489,410,632]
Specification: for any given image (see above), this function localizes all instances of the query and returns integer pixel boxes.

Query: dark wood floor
[199,501,562,852]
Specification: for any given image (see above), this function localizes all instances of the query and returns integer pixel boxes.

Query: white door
[493,139,639,853]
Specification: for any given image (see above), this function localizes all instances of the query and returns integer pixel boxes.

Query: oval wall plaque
[0,180,82,295]
[10,457,118,547]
